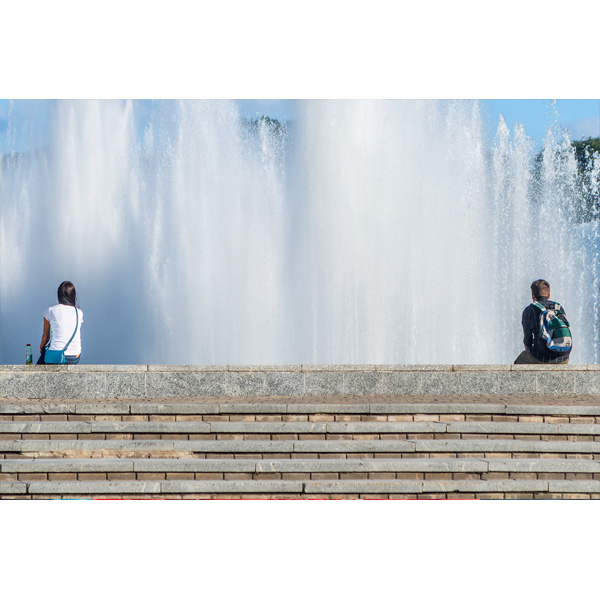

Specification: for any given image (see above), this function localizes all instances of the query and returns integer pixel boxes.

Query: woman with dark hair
[37,281,84,364]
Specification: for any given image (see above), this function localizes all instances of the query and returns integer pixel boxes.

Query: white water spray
[1,100,599,364]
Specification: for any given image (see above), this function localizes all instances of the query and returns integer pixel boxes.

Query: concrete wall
[2,364,600,399]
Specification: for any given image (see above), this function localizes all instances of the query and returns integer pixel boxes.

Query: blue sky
[237,99,600,149]
[2,99,599,155]
[483,99,600,147]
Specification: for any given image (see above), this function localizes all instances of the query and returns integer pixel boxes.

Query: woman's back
[45,304,84,355]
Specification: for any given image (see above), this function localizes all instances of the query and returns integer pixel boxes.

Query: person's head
[531,279,550,300]
[57,281,77,306]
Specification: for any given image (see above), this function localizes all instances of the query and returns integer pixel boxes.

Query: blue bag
[44,306,79,364]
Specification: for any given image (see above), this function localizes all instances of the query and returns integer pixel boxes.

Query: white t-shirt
[44,304,84,356]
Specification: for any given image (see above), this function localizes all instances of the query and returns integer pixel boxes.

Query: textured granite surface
[2,364,600,400]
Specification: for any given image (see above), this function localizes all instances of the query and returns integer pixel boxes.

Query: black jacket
[521,296,571,363]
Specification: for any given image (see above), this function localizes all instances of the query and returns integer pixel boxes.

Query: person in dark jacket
[514,279,571,364]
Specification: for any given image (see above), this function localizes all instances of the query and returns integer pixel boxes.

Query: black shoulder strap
[63,306,79,352]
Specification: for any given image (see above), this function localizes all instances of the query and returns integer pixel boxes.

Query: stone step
[3,457,600,475]
[2,421,600,446]
[3,438,600,458]
[4,397,600,498]
[2,419,600,436]
[3,478,600,499]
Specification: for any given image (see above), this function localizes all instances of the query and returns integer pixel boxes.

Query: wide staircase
[3,399,600,499]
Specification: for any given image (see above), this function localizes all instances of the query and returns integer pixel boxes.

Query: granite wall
[1,364,600,399]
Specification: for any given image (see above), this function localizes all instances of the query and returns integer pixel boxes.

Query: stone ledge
[1,365,600,399]
[6,364,598,373]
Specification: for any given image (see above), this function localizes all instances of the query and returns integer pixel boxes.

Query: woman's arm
[40,318,50,352]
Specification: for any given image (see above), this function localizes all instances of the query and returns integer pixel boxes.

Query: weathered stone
[421,372,460,396]
[181,373,225,397]
[557,424,600,435]
[218,403,284,414]
[28,481,162,494]
[209,422,326,434]
[287,403,370,414]
[326,422,446,433]
[497,372,537,395]
[548,480,600,493]
[0,482,28,494]
[536,372,575,396]
[302,364,375,372]
[420,479,548,493]
[0,441,22,452]
[147,365,228,372]
[291,440,416,453]
[45,374,87,400]
[132,459,256,472]
[226,373,265,397]
[304,480,422,494]
[304,372,344,396]
[342,372,380,396]
[106,373,146,399]
[377,365,452,372]
[454,365,512,372]
[233,365,303,372]
[0,403,74,414]
[376,372,423,395]
[0,373,46,399]
[255,458,487,473]
[67,365,148,372]
[75,404,130,415]
[146,373,188,398]
[84,374,107,399]
[414,439,600,453]
[16,439,176,452]
[0,459,134,472]
[177,440,294,453]
[1,365,600,400]
[369,403,505,414]
[574,372,600,395]
[460,372,499,395]
[486,459,600,473]
[159,480,303,493]
[43,404,78,414]
[265,372,304,396]
[89,421,211,433]
[505,405,600,415]
[0,422,91,434]
[130,403,219,415]
[446,422,558,435]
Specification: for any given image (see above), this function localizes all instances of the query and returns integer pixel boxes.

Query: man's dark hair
[57,281,77,306]
[531,279,550,299]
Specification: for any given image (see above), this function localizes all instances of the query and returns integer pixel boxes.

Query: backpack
[533,301,572,354]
